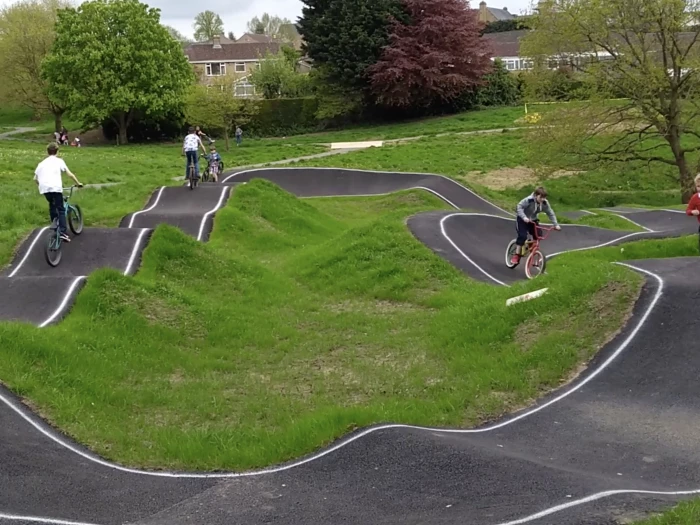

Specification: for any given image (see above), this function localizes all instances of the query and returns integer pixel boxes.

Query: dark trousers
[185,150,199,179]
[515,217,539,246]
[45,192,67,234]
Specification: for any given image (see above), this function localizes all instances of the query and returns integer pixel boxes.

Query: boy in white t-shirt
[34,142,83,242]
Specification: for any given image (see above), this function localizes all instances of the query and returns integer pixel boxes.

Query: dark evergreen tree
[297,0,406,90]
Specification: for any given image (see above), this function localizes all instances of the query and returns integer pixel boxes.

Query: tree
[249,50,312,98]
[475,59,522,106]
[164,25,191,46]
[481,17,531,33]
[297,0,407,91]
[0,0,68,132]
[184,76,258,150]
[193,10,224,42]
[522,0,700,202]
[227,30,236,40]
[43,0,195,145]
[368,0,492,108]
[246,13,291,38]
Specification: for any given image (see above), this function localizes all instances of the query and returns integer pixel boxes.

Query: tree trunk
[54,111,63,133]
[117,111,128,145]
[224,128,230,151]
[666,125,694,203]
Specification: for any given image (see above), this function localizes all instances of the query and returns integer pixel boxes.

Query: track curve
[0,168,698,524]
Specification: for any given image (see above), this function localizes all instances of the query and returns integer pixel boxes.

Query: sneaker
[60,233,71,242]
[510,254,520,265]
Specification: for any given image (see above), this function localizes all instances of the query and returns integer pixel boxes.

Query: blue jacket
[516,193,558,226]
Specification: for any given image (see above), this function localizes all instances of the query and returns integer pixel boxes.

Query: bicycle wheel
[44,229,62,267]
[525,249,547,279]
[201,167,209,183]
[68,205,83,235]
[505,239,519,268]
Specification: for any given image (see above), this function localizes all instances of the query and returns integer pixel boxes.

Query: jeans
[515,217,538,246]
[45,192,67,234]
[236,135,241,146]
[185,150,199,179]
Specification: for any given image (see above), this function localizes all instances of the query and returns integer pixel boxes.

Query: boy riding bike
[510,186,560,266]
[34,142,83,242]
[183,126,207,180]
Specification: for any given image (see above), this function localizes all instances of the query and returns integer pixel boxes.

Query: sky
[0,0,533,39]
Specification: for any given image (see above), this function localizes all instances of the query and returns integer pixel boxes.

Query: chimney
[479,1,488,20]
[213,35,221,49]
[503,6,508,11]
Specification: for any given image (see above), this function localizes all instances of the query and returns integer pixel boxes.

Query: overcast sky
[0,0,533,39]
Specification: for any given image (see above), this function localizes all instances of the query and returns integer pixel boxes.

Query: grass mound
[0,180,696,471]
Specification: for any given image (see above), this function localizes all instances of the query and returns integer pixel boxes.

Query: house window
[505,59,518,70]
[235,63,246,72]
[205,63,226,76]
[234,82,255,97]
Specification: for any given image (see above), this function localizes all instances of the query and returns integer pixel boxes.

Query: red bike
[505,222,555,279]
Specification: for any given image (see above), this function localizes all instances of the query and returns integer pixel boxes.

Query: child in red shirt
[685,174,700,252]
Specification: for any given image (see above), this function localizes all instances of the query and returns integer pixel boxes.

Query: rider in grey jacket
[511,187,560,265]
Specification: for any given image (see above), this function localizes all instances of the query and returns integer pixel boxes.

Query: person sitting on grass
[510,186,561,266]
[685,174,700,250]
[34,142,83,243]
[182,126,206,181]
[206,145,221,182]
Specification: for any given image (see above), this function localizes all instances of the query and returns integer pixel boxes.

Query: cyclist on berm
[182,126,207,180]
[510,186,560,266]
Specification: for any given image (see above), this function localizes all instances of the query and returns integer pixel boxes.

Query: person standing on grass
[34,142,83,242]
[183,126,206,180]
[510,186,561,266]
[235,126,242,146]
[685,174,700,251]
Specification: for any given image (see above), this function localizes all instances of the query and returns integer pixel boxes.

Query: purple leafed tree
[369,0,493,108]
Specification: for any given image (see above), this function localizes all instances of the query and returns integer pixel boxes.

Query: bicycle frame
[522,223,555,255]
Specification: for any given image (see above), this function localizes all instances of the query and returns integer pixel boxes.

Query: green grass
[558,210,645,231]
[293,131,687,209]
[286,105,547,144]
[0,179,696,471]
[0,140,325,267]
[0,106,81,132]
[632,501,700,524]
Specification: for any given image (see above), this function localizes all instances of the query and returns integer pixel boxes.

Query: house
[476,1,517,23]
[482,29,614,71]
[184,35,281,97]
[483,29,531,70]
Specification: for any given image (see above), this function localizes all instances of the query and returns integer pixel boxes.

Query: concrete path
[0,126,35,139]
[0,168,698,525]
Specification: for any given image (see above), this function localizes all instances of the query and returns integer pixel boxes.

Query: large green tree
[297,0,406,91]
[246,13,292,39]
[43,0,194,144]
[164,24,191,46]
[184,75,258,150]
[249,50,312,99]
[522,0,700,203]
[0,0,68,131]
[193,10,224,42]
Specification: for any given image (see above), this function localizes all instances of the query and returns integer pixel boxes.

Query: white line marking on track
[0,512,101,525]
[127,186,165,228]
[302,186,460,209]
[607,212,655,232]
[123,229,149,276]
[222,166,511,216]
[196,186,230,241]
[8,227,48,277]
[38,276,86,328]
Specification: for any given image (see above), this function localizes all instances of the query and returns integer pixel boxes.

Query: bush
[245,97,321,137]
[521,66,591,102]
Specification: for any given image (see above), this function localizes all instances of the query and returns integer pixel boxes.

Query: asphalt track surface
[1,167,699,525]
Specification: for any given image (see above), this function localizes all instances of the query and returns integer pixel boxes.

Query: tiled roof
[483,29,527,57]
[185,42,281,62]
[488,7,516,20]
[237,33,274,43]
